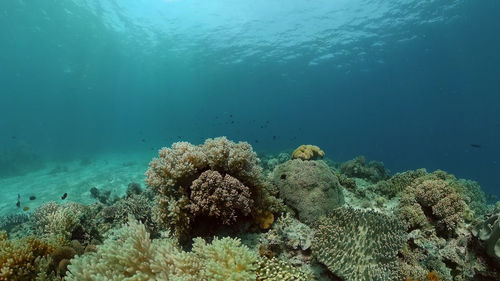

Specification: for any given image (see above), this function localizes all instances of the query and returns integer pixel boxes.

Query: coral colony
[1,137,499,281]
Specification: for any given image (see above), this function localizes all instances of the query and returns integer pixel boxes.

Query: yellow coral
[255,211,274,230]
[291,145,324,160]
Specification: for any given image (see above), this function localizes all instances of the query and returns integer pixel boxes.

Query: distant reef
[1,138,499,281]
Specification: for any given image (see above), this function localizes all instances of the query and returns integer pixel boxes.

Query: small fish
[11,136,17,139]
[260,125,264,129]
[231,121,234,124]
[255,140,259,143]
[61,193,68,200]
[272,136,277,140]
[266,120,269,124]
[16,194,20,208]
[23,206,30,211]
[29,195,36,200]
[229,114,233,118]
[470,144,481,148]
[141,138,146,143]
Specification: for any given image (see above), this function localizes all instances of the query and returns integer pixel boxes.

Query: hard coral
[272,159,344,225]
[312,208,405,281]
[474,208,500,263]
[0,231,61,281]
[257,257,314,281]
[188,170,253,225]
[66,218,258,281]
[340,156,390,183]
[291,145,324,160]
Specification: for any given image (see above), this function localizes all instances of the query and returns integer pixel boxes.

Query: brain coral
[312,208,405,281]
[145,137,283,237]
[291,145,324,160]
[272,159,344,225]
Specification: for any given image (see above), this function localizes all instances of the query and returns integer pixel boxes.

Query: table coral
[312,207,405,281]
[291,145,324,160]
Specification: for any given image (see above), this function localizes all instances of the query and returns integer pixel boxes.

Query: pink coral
[188,170,253,225]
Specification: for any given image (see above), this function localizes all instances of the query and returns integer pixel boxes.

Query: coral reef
[312,208,405,281]
[340,156,389,183]
[66,218,258,281]
[291,145,324,161]
[271,159,344,225]
[145,137,283,238]
[0,213,29,232]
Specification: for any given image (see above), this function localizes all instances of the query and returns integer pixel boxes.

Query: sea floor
[0,152,152,217]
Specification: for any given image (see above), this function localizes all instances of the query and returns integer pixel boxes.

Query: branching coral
[398,178,467,236]
[30,201,85,240]
[66,218,258,281]
[312,208,405,281]
[0,231,66,281]
[291,145,324,161]
[188,170,253,225]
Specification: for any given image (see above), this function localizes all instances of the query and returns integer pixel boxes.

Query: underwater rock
[291,145,324,161]
[272,159,344,225]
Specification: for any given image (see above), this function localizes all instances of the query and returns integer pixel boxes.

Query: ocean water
[1,0,499,210]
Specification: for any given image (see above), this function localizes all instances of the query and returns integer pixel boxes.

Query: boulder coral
[312,208,406,281]
[145,137,283,237]
[290,145,324,160]
[271,159,344,225]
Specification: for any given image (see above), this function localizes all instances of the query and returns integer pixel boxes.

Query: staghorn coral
[257,256,314,281]
[312,207,405,281]
[291,145,324,161]
[188,170,253,225]
[271,159,344,225]
[66,218,258,281]
[145,137,283,237]
[340,156,390,183]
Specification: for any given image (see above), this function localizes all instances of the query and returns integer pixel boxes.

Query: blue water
[1,0,499,196]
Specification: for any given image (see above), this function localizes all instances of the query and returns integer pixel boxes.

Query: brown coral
[291,145,324,160]
[188,170,253,225]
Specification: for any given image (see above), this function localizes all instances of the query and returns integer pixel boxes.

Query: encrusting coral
[290,145,324,160]
[312,207,405,281]
[65,218,258,281]
[145,137,283,238]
